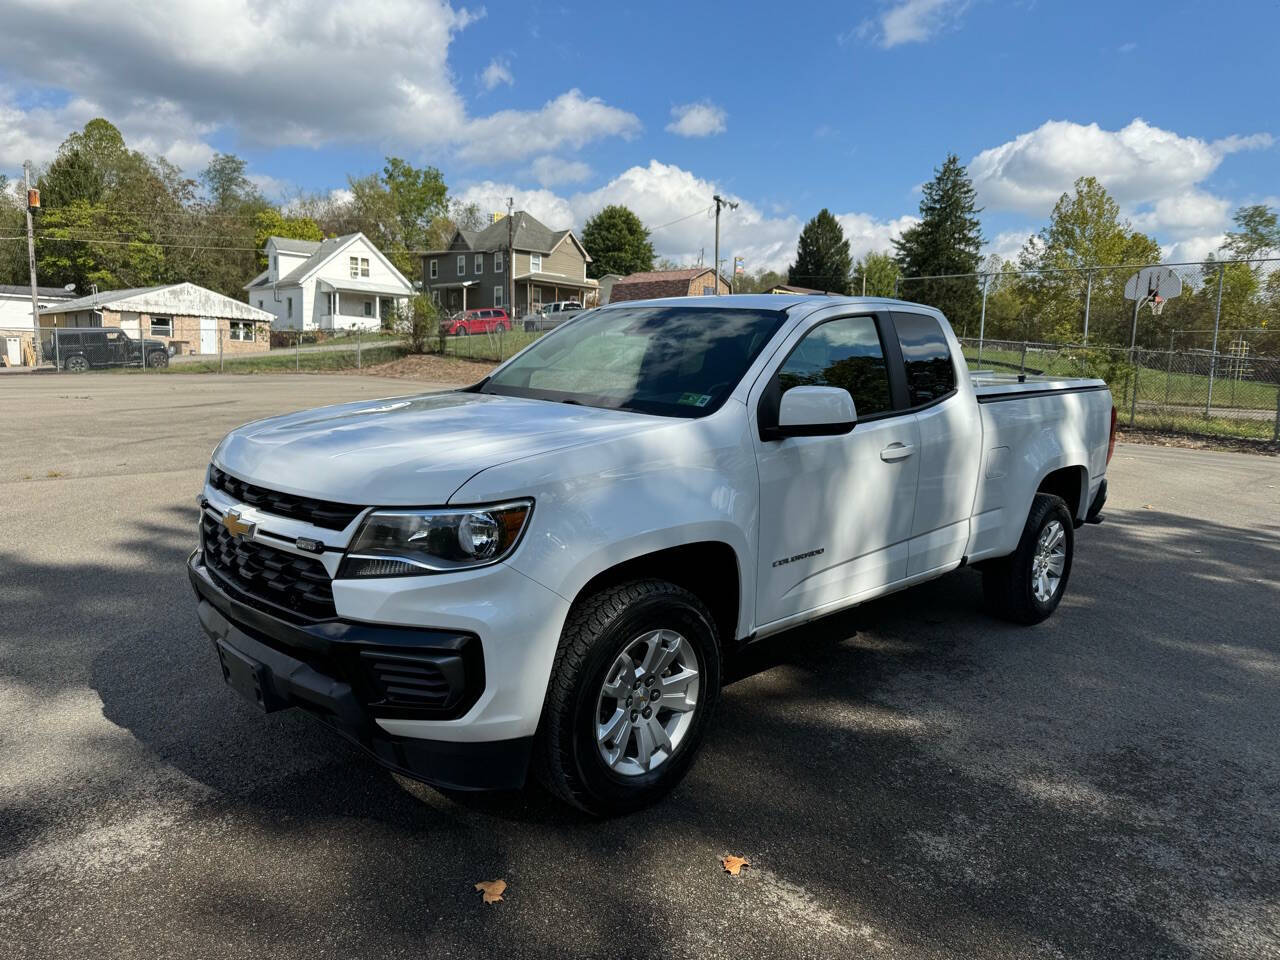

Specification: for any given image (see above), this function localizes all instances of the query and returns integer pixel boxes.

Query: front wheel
[982,493,1074,624]
[534,580,722,816]
[65,355,89,372]
[147,350,169,368]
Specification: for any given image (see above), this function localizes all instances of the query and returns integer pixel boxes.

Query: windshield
[481,306,787,417]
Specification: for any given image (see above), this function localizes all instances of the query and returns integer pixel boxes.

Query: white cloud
[970,118,1272,215]
[857,0,971,48]
[530,155,591,187]
[665,102,727,138]
[986,229,1034,261]
[481,58,514,90]
[457,159,912,273]
[456,90,639,164]
[0,0,637,174]
[970,118,1274,255]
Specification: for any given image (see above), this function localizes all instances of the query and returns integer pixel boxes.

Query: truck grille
[201,512,336,620]
[208,465,363,531]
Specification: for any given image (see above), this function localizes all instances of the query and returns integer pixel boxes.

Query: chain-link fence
[900,257,1280,357]
[960,337,1280,443]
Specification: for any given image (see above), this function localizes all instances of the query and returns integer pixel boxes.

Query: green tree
[342,157,448,275]
[581,205,655,278]
[894,154,983,324]
[1222,204,1279,261]
[1017,177,1161,343]
[789,208,852,294]
[201,153,261,209]
[852,251,901,297]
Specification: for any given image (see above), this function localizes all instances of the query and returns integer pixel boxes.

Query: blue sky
[1,0,1276,270]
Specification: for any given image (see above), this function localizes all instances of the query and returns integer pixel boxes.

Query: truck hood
[212,390,670,507]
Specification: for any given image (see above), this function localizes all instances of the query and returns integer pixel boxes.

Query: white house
[1,284,77,366]
[244,233,413,331]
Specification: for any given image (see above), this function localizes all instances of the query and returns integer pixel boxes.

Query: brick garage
[38,282,274,356]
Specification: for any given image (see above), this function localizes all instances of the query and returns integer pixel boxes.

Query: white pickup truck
[190,295,1115,814]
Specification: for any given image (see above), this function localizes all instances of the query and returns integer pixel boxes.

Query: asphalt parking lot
[2,373,1278,959]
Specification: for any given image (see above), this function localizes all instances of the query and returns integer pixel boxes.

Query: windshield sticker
[678,393,713,407]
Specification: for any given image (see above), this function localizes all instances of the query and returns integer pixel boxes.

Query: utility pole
[24,161,43,366]
[506,197,515,317]
[712,195,738,295]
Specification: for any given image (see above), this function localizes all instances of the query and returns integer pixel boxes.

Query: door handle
[880,442,915,462]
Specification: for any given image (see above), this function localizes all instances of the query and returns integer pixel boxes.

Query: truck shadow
[2,500,1277,957]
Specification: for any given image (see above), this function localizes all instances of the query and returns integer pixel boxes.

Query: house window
[271,254,277,273]
[430,290,440,305]
[257,299,264,309]
[495,250,504,273]
[493,285,504,307]
[287,297,293,319]
[363,300,373,317]
[150,316,173,336]
[349,256,359,278]
[430,259,438,279]
[702,286,715,295]
[229,321,255,342]
[530,253,542,273]
[475,253,483,275]
[360,257,370,278]
[457,255,466,276]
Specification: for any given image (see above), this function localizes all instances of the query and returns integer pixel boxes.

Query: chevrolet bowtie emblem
[221,509,255,540]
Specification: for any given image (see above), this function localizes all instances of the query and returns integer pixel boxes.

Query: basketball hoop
[1148,294,1165,317]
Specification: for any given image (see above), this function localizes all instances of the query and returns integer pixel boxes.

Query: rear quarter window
[893,313,956,406]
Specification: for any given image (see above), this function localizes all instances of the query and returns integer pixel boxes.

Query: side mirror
[762,385,857,440]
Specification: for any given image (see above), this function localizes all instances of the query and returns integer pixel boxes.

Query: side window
[893,313,956,406]
[777,315,891,417]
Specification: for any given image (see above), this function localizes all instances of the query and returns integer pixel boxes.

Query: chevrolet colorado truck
[189,295,1114,815]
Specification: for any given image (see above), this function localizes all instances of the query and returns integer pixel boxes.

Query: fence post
[219,329,224,374]
[977,274,990,367]
[1019,342,1027,376]
[357,328,362,370]
[1273,380,1279,444]
[1129,352,1139,427]
[1206,263,1224,417]
[1082,270,1093,345]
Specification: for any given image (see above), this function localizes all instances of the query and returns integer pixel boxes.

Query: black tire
[65,355,89,372]
[147,351,169,368]
[534,579,722,816]
[455,324,469,337]
[982,493,1075,624]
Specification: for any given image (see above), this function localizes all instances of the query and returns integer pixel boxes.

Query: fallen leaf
[721,855,750,876]
[1143,504,1154,509]
[474,879,506,904]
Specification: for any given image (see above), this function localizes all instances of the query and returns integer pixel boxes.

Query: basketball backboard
[1124,266,1182,302]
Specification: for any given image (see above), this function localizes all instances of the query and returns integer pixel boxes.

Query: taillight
[1106,406,1117,464]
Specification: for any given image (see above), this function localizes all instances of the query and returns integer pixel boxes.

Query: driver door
[751,312,920,629]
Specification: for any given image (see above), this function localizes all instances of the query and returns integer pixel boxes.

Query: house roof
[430,212,591,260]
[608,268,723,303]
[0,284,77,300]
[39,282,275,322]
[271,237,324,255]
[765,283,830,295]
[248,233,413,294]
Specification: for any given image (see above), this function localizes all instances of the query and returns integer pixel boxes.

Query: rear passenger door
[751,311,921,629]
[890,312,982,576]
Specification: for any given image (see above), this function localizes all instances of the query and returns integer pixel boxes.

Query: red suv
[442,308,511,336]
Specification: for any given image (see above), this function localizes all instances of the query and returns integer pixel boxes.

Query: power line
[0,233,264,252]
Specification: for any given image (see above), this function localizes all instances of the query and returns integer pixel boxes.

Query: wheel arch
[1036,464,1089,523]
[569,541,743,649]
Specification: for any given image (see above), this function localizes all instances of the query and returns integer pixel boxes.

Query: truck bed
[969,371,1108,400]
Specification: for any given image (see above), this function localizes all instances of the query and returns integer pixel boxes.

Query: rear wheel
[65,355,89,372]
[534,580,721,816]
[982,493,1074,624]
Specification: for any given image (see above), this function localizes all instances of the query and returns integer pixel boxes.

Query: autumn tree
[789,209,852,294]
[581,205,655,279]
[893,154,983,325]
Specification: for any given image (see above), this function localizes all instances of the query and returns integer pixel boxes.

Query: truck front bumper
[188,550,534,790]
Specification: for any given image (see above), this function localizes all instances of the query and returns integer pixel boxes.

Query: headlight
[338,500,533,577]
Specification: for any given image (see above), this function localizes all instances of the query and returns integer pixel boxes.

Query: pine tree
[893,154,983,325]
[788,209,852,294]
[581,205,655,279]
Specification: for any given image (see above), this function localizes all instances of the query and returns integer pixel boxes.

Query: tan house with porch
[38,283,274,356]
[421,211,598,317]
